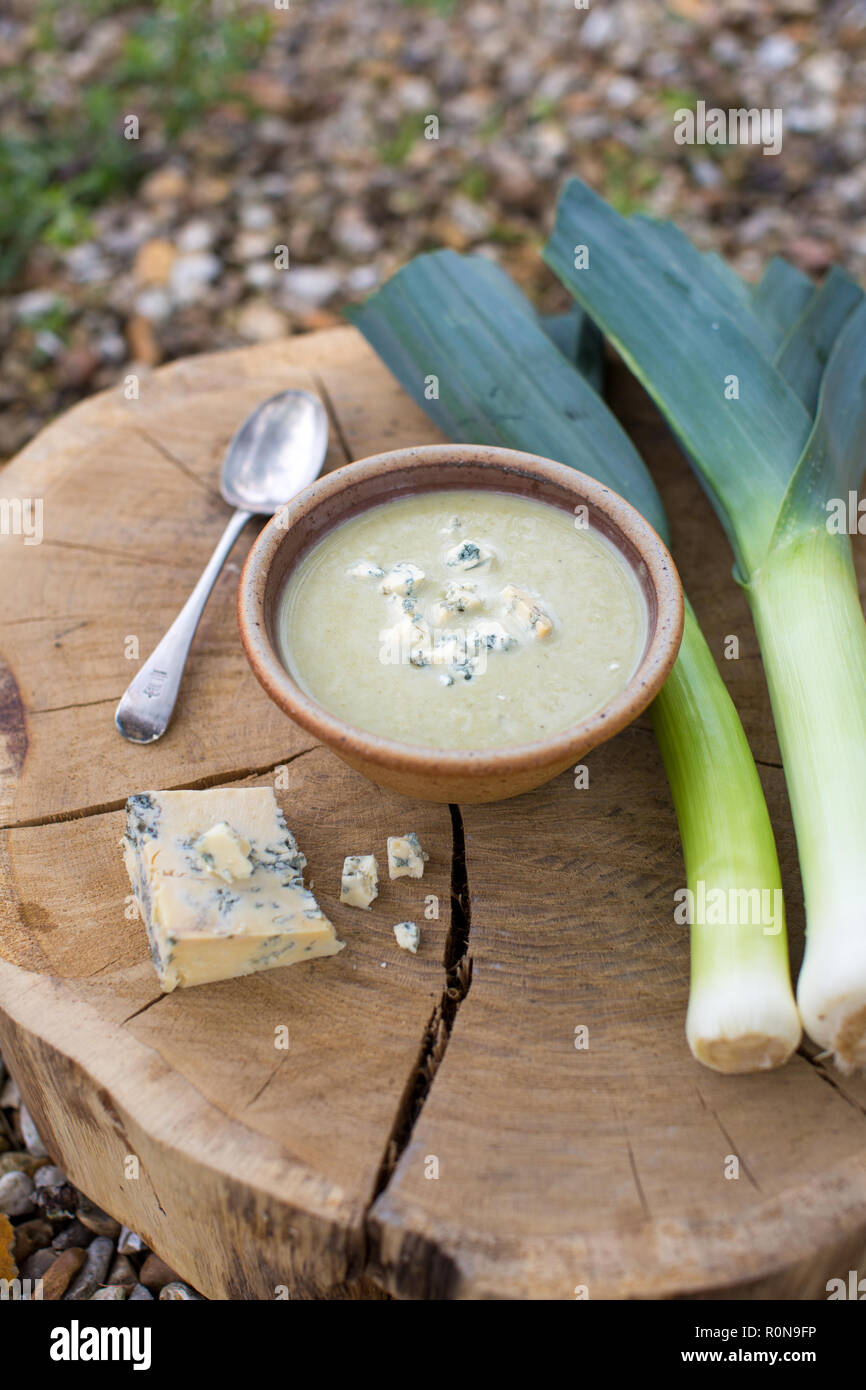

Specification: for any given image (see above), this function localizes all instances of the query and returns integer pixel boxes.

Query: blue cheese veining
[276,489,648,751]
[122,788,344,991]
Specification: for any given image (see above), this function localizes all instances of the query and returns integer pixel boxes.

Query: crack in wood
[2,745,322,830]
[29,696,119,716]
[131,425,222,499]
[120,994,166,1026]
[367,804,473,1208]
[797,1043,866,1122]
[312,371,353,466]
[39,537,190,569]
[626,1137,650,1220]
[699,1093,762,1192]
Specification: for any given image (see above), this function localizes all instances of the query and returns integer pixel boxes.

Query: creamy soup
[276,489,647,750]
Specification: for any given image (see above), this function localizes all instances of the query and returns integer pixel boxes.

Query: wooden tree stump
[1,327,865,1300]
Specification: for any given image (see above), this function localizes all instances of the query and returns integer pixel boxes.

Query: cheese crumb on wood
[340,854,379,910]
[122,788,344,992]
[393,921,420,954]
[387,833,429,880]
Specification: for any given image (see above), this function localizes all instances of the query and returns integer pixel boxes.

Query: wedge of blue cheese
[122,788,344,991]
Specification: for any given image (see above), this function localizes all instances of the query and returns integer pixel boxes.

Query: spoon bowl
[221,390,330,512]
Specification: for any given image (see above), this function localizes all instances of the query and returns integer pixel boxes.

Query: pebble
[64,1235,115,1300]
[141,164,187,204]
[63,242,111,284]
[133,239,177,287]
[785,236,835,272]
[243,262,279,291]
[56,345,100,390]
[176,218,216,252]
[232,229,277,262]
[284,265,342,306]
[332,207,383,258]
[580,8,618,48]
[139,1252,183,1292]
[51,1218,94,1252]
[803,53,842,95]
[238,202,273,232]
[606,75,640,108]
[345,264,379,294]
[133,289,172,323]
[42,1247,86,1300]
[129,1283,155,1301]
[33,330,64,360]
[0,1151,46,1178]
[77,1197,121,1239]
[755,34,798,71]
[33,1165,77,1221]
[14,290,63,322]
[235,300,289,342]
[485,147,537,209]
[14,1217,53,1263]
[787,100,837,134]
[91,1285,128,1300]
[117,1225,147,1256]
[96,330,127,363]
[160,1281,203,1300]
[0,1169,35,1217]
[22,1246,58,1282]
[107,1253,138,1289]
[169,252,222,305]
[126,316,162,367]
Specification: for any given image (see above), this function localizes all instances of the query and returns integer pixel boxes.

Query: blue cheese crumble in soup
[277,489,647,750]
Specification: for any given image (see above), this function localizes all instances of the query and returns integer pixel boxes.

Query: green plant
[0,0,271,284]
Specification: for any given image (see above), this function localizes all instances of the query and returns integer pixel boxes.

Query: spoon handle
[115,508,254,743]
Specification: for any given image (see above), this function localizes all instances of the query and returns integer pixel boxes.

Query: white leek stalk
[653,605,800,1071]
[749,529,866,1069]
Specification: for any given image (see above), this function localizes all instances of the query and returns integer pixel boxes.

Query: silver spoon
[115,389,329,743]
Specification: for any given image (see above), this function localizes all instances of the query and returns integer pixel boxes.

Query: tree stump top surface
[1,327,865,1300]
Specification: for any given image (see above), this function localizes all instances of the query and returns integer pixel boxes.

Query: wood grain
[1,327,865,1299]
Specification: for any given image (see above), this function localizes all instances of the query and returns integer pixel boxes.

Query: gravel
[1,0,864,463]
[0,1045,205,1299]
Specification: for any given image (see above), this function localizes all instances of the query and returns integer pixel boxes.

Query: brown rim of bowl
[237,444,684,778]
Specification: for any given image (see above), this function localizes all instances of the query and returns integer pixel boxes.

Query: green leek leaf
[751,256,815,349]
[775,265,864,413]
[347,251,667,539]
[544,180,813,577]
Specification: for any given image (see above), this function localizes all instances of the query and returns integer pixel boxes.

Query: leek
[349,251,800,1072]
[547,180,866,1070]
